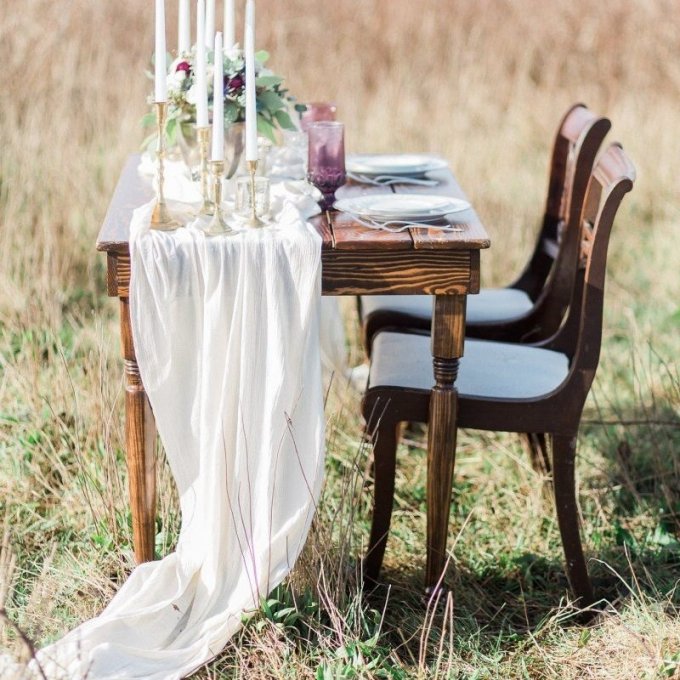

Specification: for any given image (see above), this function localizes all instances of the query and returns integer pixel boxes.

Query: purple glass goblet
[300,101,338,132]
[307,122,346,211]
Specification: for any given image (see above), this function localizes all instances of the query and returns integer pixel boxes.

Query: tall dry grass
[1,1,679,677]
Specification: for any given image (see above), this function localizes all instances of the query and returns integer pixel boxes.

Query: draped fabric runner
[2,200,326,679]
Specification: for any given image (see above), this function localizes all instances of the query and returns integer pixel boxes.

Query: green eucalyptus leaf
[273,109,296,131]
[141,111,157,128]
[224,100,240,124]
[255,75,283,88]
[166,117,178,146]
[257,91,285,112]
[256,116,277,143]
[255,49,270,63]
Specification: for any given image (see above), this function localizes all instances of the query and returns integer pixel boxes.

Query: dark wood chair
[360,104,611,352]
[361,143,635,605]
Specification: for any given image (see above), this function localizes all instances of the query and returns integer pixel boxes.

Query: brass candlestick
[202,160,236,236]
[246,160,267,228]
[196,126,213,215]
[150,101,180,231]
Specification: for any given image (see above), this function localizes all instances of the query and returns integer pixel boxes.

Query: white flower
[225,46,241,61]
[167,70,187,91]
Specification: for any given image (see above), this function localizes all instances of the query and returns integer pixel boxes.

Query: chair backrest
[544,143,635,397]
[514,105,611,313]
[547,104,609,225]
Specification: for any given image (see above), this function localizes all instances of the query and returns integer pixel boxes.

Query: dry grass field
[1,0,680,677]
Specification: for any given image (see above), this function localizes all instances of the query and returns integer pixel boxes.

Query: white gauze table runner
[5,200,326,679]
[135,157,347,377]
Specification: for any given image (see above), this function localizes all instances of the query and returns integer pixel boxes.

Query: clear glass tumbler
[281,129,309,178]
[235,175,271,222]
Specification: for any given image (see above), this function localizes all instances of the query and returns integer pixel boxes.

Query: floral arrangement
[143,48,303,147]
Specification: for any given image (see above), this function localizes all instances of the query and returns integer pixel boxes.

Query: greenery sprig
[143,48,304,148]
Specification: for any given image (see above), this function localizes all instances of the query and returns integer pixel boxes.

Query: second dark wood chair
[361,143,635,605]
[360,104,611,353]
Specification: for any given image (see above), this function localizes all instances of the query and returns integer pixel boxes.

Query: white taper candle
[155,0,168,101]
[206,0,215,48]
[196,0,208,127]
[224,0,235,49]
[211,32,224,161]
[178,0,191,54]
[244,0,257,161]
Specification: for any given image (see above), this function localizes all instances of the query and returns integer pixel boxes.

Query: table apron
[322,249,479,295]
[106,249,480,298]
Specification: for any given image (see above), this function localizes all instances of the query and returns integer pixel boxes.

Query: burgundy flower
[176,61,191,75]
[227,74,244,92]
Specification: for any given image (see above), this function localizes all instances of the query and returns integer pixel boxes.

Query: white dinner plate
[346,153,449,177]
[334,194,470,221]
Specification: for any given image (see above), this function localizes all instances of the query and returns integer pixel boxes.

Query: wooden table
[96,155,490,589]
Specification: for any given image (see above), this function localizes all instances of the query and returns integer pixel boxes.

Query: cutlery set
[347,171,439,187]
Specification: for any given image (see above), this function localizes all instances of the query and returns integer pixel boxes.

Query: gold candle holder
[246,160,267,228]
[150,101,180,231]
[196,126,213,215]
[202,160,236,236]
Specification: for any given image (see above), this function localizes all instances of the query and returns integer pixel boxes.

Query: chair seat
[362,288,534,326]
[369,332,570,400]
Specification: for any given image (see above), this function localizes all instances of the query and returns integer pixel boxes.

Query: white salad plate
[346,153,449,177]
[334,194,470,221]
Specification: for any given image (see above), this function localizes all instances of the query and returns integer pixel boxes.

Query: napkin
[270,180,322,221]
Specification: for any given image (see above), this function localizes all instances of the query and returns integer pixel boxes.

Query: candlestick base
[244,215,268,228]
[204,212,236,236]
[150,200,180,231]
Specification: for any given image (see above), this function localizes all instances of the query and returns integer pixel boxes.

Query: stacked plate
[346,153,449,178]
[334,194,470,224]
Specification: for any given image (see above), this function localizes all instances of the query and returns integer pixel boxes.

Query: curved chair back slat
[547,143,635,391]
[517,106,611,338]
[547,103,604,223]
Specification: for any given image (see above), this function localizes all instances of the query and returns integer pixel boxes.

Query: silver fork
[347,172,439,187]
[347,213,464,233]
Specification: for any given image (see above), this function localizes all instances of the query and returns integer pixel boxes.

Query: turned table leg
[426,294,466,590]
[120,297,157,563]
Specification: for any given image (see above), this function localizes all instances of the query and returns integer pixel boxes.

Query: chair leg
[524,432,551,474]
[364,419,401,583]
[552,433,594,606]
